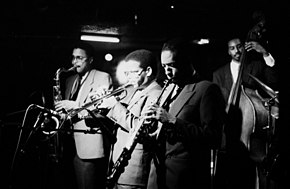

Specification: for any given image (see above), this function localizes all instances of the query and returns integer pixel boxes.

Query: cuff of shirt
[263,53,275,67]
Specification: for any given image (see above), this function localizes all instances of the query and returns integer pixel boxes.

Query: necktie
[70,75,82,100]
[163,84,182,111]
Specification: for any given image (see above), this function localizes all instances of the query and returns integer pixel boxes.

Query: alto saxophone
[106,79,171,187]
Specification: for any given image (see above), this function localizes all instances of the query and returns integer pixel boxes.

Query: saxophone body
[42,67,73,135]
[41,66,75,163]
[53,68,64,104]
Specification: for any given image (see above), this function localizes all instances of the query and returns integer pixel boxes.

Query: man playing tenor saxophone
[55,41,113,189]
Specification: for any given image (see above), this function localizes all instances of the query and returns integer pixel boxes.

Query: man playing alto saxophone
[94,49,162,189]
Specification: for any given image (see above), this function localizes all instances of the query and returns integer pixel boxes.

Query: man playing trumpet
[93,49,162,189]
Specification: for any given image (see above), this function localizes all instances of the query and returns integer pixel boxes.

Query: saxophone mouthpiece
[67,66,77,72]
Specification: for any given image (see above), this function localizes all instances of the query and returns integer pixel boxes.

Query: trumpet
[34,82,132,135]
[66,82,133,120]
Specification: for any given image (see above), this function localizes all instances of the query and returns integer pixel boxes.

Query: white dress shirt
[230,53,275,83]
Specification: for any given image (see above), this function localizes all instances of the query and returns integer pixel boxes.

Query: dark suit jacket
[212,60,278,103]
[212,60,278,152]
[147,80,225,189]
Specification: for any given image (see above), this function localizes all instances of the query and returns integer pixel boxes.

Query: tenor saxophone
[40,66,75,135]
[40,66,75,163]
[106,79,171,187]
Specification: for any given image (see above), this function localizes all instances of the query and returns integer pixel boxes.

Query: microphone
[33,104,59,117]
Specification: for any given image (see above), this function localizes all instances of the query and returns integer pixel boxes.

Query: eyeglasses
[72,56,87,62]
[124,69,144,76]
[161,62,176,68]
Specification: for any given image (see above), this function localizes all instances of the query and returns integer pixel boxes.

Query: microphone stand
[20,112,44,154]
[263,96,278,189]
[9,107,45,189]
[40,127,103,134]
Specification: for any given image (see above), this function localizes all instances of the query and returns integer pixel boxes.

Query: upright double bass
[224,23,276,165]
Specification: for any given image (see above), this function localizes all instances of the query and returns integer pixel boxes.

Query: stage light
[80,35,120,43]
[193,38,210,45]
[105,53,113,61]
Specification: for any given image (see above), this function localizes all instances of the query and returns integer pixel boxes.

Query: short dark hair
[162,37,196,69]
[72,41,95,58]
[124,49,158,76]
[161,37,208,78]
[162,37,190,59]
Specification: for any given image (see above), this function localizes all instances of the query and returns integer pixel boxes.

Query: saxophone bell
[33,104,63,136]
[41,114,60,136]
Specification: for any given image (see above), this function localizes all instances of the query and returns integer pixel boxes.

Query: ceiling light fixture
[80,35,120,43]
[193,38,210,45]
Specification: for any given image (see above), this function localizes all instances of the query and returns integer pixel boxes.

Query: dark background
[0,0,289,189]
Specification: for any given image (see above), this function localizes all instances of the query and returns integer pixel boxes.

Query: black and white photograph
[0,1,288,189]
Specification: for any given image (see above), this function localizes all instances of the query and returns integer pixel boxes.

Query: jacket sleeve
[106,88,161,133]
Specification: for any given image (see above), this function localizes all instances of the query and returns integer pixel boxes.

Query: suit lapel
[127,88,142,110]
[159,83,175,107]
[225,63,233,89]
[127,81,159,110]
[169,84,196,116]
